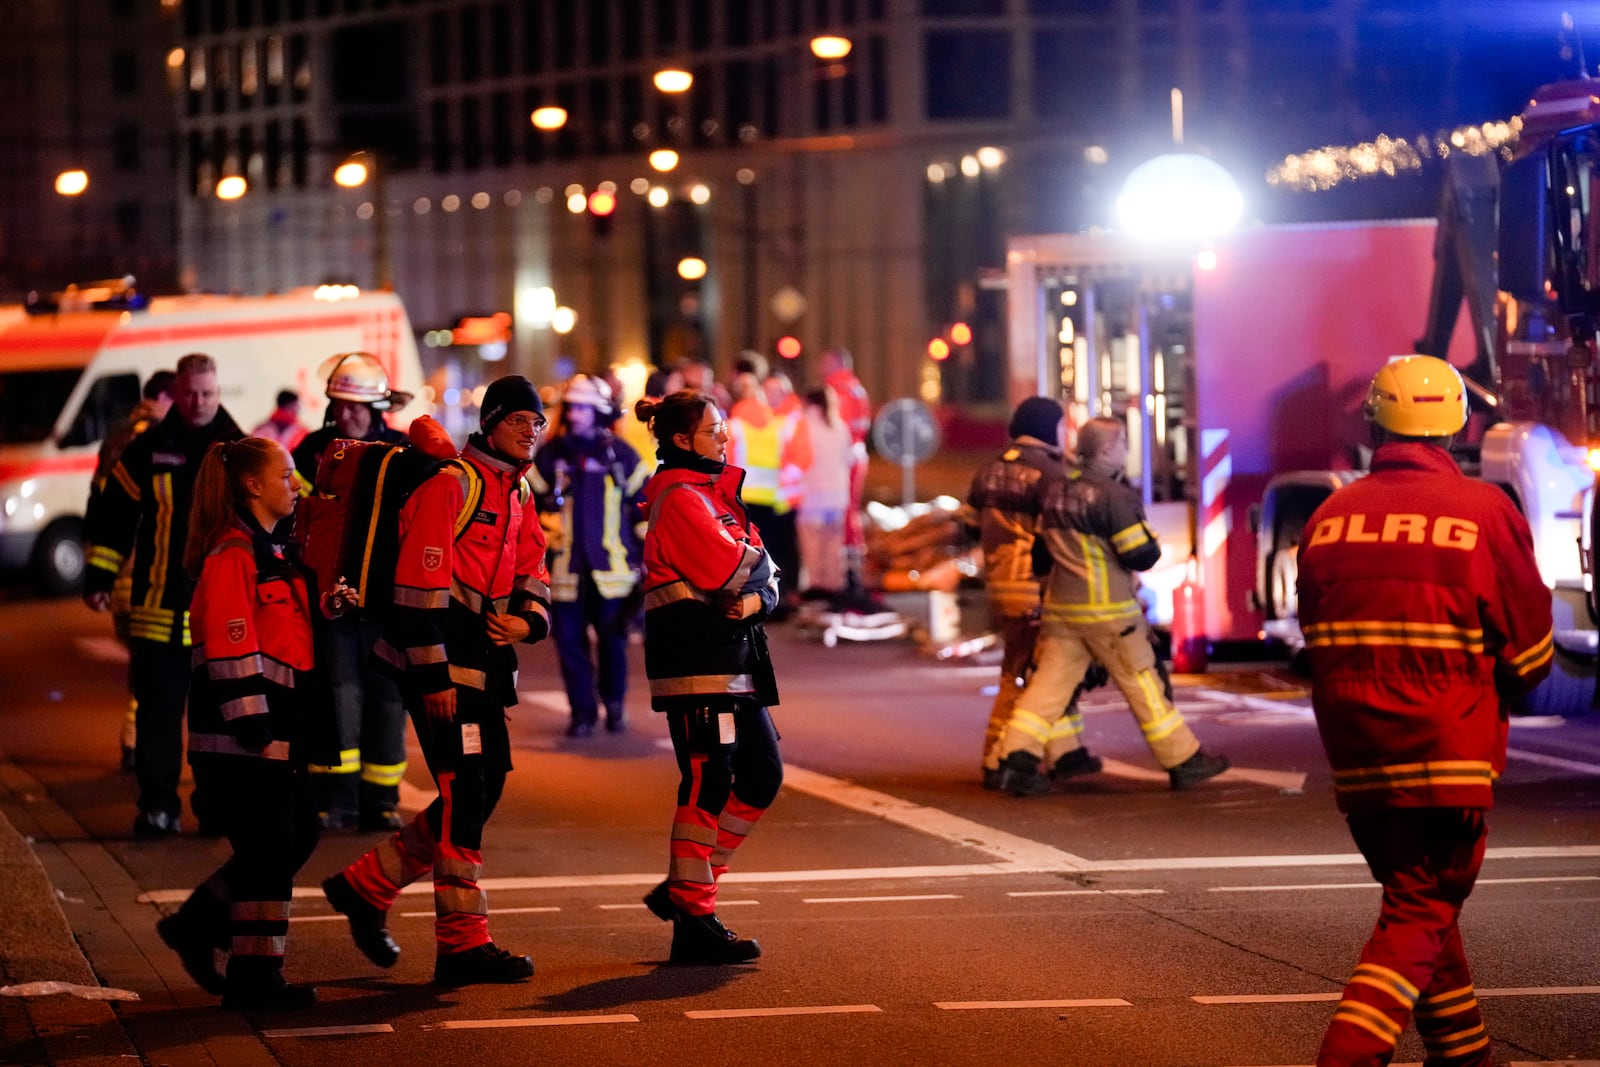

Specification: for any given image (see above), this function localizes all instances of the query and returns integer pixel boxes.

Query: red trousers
[1317,808,1491,1067]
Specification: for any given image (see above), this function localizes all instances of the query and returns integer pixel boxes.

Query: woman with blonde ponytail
[157,437,334,1010]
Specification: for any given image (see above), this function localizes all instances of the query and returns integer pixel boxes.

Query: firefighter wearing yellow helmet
[292,352,412,832]
[1296,353,1553,1066]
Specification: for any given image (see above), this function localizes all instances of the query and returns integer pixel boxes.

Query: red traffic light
[776,335,802,359]
[587,190,617,217]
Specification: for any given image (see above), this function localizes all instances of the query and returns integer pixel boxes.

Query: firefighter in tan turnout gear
[993,417,1229,796]
[1297,356,1553,1067]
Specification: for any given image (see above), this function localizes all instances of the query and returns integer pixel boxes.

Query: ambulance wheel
[33,519,86,596]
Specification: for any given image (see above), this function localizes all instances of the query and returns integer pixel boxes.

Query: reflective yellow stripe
[1508,629,1554,675]
[1110,522,1151,553]
[1349,963,1419,1007]
[309,748,361,775]
[111,461,141,501]
[1042,599,1142,624]
[1140,701,1187,743]
[143,472,174,610]
[1303,619,1484,653]
[1415,984,1477,1019]
[1421,1022,1489,1056]
[88,545,126,573]
[1332,760,1495,793]
[1007,708,1052,744]
[361,760,406,787]
[1331,1001,1402,1045]
[648,673,755,697]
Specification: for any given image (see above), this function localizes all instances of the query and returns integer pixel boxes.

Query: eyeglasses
[501,413,548,434]
[696,421,728,438]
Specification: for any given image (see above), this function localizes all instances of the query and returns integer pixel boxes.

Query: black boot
[993,751,1052,797]
[1169,749,1230,790]
[433,942,535,986]
[322,873,400,967]
[642,880,675,922]
[669,911,761,965]
[1050,748,1104,782]
[156,896,227,994]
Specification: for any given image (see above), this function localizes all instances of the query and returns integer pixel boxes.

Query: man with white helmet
[529,373,648,736]
[1297,355,1553,1067]
[293,352,413,831]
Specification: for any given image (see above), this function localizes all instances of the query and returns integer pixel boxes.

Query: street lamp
[333,151,393,289]
[54,170,89,196]
[649,149,679,172]
[530,106,568,131]
[215,175,248,200]
[810,36,852,60]
[653,69,693,94]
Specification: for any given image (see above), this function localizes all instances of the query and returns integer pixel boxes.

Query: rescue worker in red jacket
[156,437,332,1010]
[322,376,553,988]
[634,390,782,965]
[1296,355,1554,1067]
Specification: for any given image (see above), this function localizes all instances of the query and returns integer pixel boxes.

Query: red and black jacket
[373,435,551,706]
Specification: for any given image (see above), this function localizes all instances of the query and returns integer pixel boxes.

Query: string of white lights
[1266,118,1522,191]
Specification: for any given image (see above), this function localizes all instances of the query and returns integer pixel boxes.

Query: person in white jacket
[797,386,855,596]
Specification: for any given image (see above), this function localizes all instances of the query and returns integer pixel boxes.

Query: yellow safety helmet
[1362,355,1467,437]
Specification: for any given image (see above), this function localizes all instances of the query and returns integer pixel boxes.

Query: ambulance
[0,281,427,593]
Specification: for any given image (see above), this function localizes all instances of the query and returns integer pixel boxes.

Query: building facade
[170,0,1564,412]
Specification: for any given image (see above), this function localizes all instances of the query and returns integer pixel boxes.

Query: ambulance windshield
[0,369,83,443]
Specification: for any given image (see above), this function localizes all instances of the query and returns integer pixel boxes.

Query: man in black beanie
[323,374,556,988]
[966,395,1097,790]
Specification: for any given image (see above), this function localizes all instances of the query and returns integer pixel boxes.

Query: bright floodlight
[653,69,693,93]
[649,149,679,172]
[810,36,852,60]
[333,159,369,187]
[677,257,707,280]
[215,175,248,200]
[1116,153,1242,241]
[531,106,567,130]
[54,170,89,196]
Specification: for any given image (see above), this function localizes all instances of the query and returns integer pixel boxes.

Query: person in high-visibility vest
[726,371,810,618]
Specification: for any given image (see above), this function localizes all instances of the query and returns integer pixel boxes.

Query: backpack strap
[447,459,486,542]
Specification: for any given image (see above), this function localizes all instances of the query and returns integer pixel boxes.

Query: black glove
[232,713,273,753]
[523,609,550,643]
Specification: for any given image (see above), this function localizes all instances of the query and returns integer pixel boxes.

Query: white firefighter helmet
[562,373,614,416]
[318,352,413,411]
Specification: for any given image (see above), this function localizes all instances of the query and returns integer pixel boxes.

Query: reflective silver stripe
[260,655,296,688]
[220,694,270,722]
[514,574,551,602]
[189,733,290,760]
[644,580,711,611]
[434,886,488,915]
[231,900,292,921]
[231,935,287,956]
[408,644,447,666]
[718,810,758,837]
[448,578,510,615]
[394,584,450,609]
[669,856,713,883]
[722,543,761,593]
[648,673,754,697]
[435,853,482,881]
[670,822,720,847]
[207,652,263,681]
[376,837,408,884]
[373,640,407,671]
[448,664,487,690]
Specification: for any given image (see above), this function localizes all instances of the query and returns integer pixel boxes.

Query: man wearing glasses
[323,375,555,988]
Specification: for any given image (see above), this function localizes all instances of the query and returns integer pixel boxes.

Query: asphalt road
[2,593,1598,1066]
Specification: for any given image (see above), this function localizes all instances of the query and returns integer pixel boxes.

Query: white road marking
[515,688,572,714]
[598,899,758,910]
[801,894,960,904]
[1507,746,1600,777]
[1212,875,1600,893]
[139,844,1600,905]
[74,637,129,664]
[398,906,560,918]
[1096,756,1307,792]
[1007,889,1164,897]
[1197,987,1600,1005]
[260,1024,396,1037]
[780,762,1094,870]
[685,1005,882,1019]
[935,999,1130,1010]
[288,914,350,922]
[425,1015,639,1030]
[1193,689,1313,715]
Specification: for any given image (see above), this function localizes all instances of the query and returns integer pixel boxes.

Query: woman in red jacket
[634,390,783,965]
[156,437,330,1010]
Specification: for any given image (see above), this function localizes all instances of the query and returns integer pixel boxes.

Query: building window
[110,0,136,17]
[587,0,610,66]
[459,7,481,82]
[868,34,887,122]
[112,123,141,170]
[922,0,1003,13]
[430,11,452,85]
[236,0,255,29]
[115,202,143,241]
[111,50,139,96]
[521,1,545,73]
[655,0,679,50]
[924,31,1010,119]
[689,0,712,48]
[1034,29,1116,128]
[491,90,512,166]
[554,3,577,69]
[291,117,309,186]
[491,4,512,77]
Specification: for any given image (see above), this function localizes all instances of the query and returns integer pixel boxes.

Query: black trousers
[408,688,512,852]
[552,573,632,725]
[131,639,193,819]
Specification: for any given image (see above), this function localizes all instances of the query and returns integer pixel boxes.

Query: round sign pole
[871,398,941,508]
[902,452,917,507]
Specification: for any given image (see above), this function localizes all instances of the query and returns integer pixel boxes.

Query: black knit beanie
[1009,396,1065,444]
[480,375,544,433]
